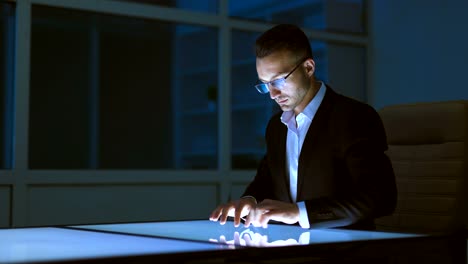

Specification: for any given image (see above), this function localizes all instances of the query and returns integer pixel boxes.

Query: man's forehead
[257,52,295,69]
[256,60,291,82]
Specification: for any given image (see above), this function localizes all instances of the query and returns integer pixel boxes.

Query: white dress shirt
[280,82,326,228]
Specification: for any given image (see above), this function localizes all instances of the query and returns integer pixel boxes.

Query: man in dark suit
[210,24,396,230]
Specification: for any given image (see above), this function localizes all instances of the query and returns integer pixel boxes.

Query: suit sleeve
[304,104,397,229]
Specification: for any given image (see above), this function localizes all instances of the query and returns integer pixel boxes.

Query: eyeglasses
[255,58,307,94]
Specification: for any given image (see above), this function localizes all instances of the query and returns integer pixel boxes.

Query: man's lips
[277,98,288,104]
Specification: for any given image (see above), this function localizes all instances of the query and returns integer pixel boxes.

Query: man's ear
[304,58,315,77]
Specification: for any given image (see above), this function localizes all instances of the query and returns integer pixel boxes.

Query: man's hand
[245,199,300,228]
[209,197,257,227]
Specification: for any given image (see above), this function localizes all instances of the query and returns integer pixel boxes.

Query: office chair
[376,100,468,263]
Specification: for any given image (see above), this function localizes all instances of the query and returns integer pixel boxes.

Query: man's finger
[234,203,246,227]
[244,211,252,227]
[219,206,233,225]
[209,206,222,221]
[260,212,271,228]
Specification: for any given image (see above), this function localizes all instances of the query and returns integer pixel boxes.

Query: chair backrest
[376,100,468,233]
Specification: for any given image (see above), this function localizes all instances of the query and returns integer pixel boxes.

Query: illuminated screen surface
[71,220,426,247]
[0,227,229,264]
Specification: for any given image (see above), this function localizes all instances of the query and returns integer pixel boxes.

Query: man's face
[256,50,313,115]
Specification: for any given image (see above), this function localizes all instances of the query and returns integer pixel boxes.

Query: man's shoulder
[328,89,377,117]
[330,89,369,108]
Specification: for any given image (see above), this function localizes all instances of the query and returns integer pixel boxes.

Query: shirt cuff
[297,201,310,229]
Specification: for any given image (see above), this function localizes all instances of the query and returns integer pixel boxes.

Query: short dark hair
[255,24,313,60]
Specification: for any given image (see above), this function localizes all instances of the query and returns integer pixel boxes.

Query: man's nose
[269,85,281,99]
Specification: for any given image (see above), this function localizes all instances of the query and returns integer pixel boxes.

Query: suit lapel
[296,87,335,199]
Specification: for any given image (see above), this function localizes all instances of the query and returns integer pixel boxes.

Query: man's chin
[278,104,292,111]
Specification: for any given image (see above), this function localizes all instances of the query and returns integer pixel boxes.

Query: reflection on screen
[209,228,311,247]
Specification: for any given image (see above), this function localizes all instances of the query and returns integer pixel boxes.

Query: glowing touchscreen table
[1,220,464,264]
[0,226,230,264]
[70,219,425,247]
[70,220,466,263]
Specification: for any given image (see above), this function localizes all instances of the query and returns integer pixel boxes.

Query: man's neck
[294,80,321,116]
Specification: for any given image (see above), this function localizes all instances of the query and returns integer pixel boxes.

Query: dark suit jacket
[243,86,397,230]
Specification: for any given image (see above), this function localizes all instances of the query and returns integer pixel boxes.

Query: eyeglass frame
[254,57,309,94]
